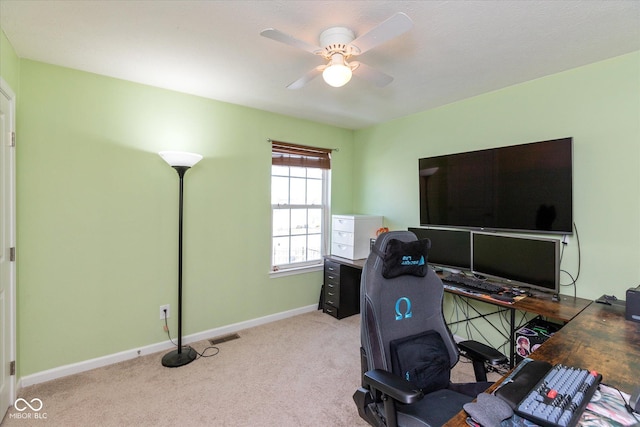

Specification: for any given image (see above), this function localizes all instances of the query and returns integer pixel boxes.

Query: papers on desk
[582,384,640,426]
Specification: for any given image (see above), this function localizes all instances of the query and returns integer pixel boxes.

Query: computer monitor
[472,232,559,293]
[408,227,471,271]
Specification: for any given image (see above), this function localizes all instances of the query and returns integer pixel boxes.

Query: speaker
[626,286,640,323]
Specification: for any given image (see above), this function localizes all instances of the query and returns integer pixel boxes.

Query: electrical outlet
[159,304,170,320]
[562,235,570,245]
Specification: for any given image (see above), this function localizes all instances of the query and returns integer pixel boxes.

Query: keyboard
[441,273,504,294]
[515,364,602,427]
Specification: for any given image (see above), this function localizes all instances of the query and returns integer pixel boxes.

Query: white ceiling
[1,1,639,130]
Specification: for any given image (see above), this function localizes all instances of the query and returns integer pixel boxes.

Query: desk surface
[444,301,640,426]
[324,255,367,269]
[528,301,640,392]
[444,286,592,323]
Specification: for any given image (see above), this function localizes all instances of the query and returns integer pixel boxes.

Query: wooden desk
[444,301,640,426]
[445,287,591,323]
[444,287,592,366]
[528,301,640,392]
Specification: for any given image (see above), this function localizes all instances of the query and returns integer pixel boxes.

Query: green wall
[2,26,639,377]
[353,51,640,302]
[10,59,354,376]
[0,30,20,91]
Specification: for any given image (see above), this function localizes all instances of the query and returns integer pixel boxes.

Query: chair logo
[400,255,425,266]
[395,297,412,320]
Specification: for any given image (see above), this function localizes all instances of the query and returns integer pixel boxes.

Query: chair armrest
[363,369,424,405]
[458,340,507,365]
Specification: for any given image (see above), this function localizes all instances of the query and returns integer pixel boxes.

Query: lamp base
[161,346,197,368]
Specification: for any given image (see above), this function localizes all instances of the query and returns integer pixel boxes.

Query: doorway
[0,78,17,421]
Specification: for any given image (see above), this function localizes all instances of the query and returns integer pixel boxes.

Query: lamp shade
[159,151,203,167]
[322,54,352,88]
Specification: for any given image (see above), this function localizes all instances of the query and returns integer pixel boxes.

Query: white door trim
[0,76,17,420]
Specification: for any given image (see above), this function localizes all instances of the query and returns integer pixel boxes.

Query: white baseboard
[18,304,318,388]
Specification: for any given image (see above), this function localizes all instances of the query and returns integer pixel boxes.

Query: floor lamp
[159,150,203,368]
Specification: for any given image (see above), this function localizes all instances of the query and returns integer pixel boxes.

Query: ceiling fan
[260,12,413,89]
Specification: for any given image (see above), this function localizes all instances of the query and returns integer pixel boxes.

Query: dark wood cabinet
[322,256,365,319]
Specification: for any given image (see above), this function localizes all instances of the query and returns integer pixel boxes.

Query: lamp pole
[159,152,202,368]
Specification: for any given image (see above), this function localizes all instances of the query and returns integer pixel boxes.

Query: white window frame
[270,167,330,276]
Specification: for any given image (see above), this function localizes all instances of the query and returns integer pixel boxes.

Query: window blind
[271,140,331,170]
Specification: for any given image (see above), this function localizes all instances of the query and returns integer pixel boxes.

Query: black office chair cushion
[377,238,430,279]
[390,330,450,394]
[397,389,474,427]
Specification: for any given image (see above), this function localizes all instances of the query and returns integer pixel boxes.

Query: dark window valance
[271,140,332,170]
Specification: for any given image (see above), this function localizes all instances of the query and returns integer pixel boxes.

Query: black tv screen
[419,138,573,234]
[472,233,560,293]
[408,227,471,271]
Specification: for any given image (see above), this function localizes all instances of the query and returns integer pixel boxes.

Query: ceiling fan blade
[350,12,413,55]
[351,62,393,87]
[260,28,322,55]
[287,65,325,90]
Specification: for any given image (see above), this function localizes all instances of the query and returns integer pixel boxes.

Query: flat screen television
[419,137,573,234]
[408,227,471,271]
[472,232,560,293]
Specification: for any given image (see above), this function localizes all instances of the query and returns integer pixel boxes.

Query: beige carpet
[2,310,492,426]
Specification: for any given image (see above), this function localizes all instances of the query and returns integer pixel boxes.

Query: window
[271,141,331,272]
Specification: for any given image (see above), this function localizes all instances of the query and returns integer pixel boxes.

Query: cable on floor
[163,315,220,359]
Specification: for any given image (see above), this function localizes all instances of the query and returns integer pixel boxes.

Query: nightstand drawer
[324,260,340,275]
[323,305,339,318]
[321,256,363,320]
[332,217,355,233]
[331,215,383,260]
[331,242,355,259]
[325,272,340,288]
[324,280,339,295]
[333,230,354,245]
[324,261,340,285]
[324,285,340,306]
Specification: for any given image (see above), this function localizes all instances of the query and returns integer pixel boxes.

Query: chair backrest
[360,231,459,374]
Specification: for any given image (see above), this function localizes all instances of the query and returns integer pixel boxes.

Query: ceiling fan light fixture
[322,54,352,88]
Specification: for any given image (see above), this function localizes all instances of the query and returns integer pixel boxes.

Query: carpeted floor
[2,310,492,426]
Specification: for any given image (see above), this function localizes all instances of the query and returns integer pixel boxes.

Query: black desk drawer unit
[323,259,361,319]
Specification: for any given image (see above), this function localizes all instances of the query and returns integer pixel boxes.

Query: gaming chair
[353,231,507,427]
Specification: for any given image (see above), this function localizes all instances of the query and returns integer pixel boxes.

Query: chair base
[161,346,197,367]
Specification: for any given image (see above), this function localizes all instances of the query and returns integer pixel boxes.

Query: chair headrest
[373,230,417,252]
[372,231,430,279]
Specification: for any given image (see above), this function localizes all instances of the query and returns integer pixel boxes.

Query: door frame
[0,76,17,420]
